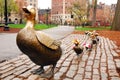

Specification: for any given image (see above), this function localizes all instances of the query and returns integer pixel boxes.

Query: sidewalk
[0,26,74,62]
[0,34,120,80]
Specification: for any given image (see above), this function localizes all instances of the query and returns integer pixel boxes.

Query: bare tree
[87,0,90,19]
[111,0,120,31]
[92,0,97,27]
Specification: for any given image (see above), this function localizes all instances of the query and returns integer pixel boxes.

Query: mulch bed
[0,27,21,33]
[73,30,120,48]
[73,30,120,57]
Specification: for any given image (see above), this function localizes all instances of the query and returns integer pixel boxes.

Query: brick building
[51,0,87,25]
[24,0,38,21]
[89,2,116,26]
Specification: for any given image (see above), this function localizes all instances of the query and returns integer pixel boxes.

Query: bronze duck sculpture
[90,30,99,45]
[73,39,83,56]
[16,6,62,76]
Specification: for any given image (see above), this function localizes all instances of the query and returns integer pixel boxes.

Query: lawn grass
[8,24,25,28]
[8,24,57,30]
[75,26,111,31]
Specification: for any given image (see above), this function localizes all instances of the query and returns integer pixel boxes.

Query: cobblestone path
[0,34,120,80]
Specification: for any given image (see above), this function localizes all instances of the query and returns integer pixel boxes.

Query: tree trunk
[111,0,120,31]
[92,0,97,27]
[87,0,90,19]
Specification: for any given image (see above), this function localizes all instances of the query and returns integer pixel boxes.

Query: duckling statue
[16,6,62,76]
[83,38,93,51]
[73,39,83,56]
[91,30,99,44]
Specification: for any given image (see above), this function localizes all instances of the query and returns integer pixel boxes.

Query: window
[30,3,32,5]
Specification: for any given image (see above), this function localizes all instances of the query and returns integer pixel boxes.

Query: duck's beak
[22,7,31,14]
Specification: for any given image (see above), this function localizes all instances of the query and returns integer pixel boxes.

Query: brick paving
[0,34,120,80]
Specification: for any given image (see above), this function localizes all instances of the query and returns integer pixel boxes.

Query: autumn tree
[0,0,4,22]
[111,0,120,31]
[0,0,18,23]
[68,1,87,26]
[7,0,18,13]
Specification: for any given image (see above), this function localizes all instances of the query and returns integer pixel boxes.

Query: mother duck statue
[16,5,62,77]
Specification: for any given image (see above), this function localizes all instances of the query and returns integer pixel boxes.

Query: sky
[98,0,117,5]
[38,0,118,9]
[38,0,51,9]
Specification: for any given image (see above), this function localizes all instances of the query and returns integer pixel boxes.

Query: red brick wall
[52,0,63,14]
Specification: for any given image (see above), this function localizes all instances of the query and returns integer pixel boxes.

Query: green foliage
[68,1,87,25]
[0,0,4,18]
[0,0,18,18]
[8,24,57,30]
[7,0,18,13]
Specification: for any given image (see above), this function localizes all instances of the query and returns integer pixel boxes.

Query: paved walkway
[0,26,74,61]
[0,34,120,80]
